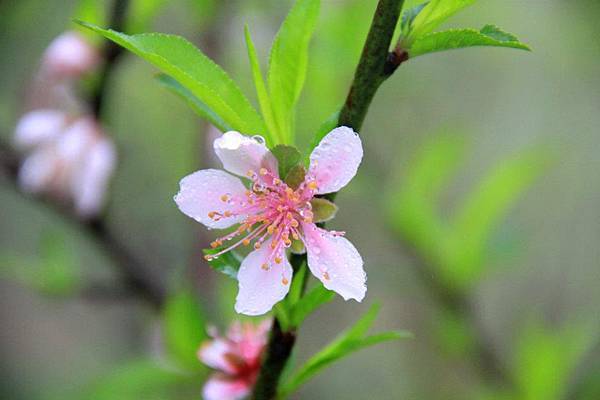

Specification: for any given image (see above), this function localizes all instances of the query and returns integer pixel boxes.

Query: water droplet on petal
[252,135,266,145]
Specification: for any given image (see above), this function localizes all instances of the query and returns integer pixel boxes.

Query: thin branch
[251,2,405,399]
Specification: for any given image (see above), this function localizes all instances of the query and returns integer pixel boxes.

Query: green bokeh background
[1,0,599,399]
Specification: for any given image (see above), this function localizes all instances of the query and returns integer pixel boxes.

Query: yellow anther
[277,205,285,212]
[292,232,299,240]
[203,255,211,261]
[242,239,250,246]
[261,263,269,270]
[210,241,219,249]
[282,277,289,285]
[308,181,318,190]
[246,170,255,177]
[286,212,293,220]
[284,238,292,247]
[275,256,282,264]
[254,242,262,250]
[290,219,299,228]
[245,190,252,197]
[273,178,281,185]
[285,187,294,196]
[220,194,230,202]
[208,211,216,219]
[270,241,277,249]
[259,168,268,176]
[267,225,275,234]
[223,211,232,217]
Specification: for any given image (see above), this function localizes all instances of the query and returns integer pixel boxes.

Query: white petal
[18,149,58,193]
[235,239,293,316]
[73,137,116,217]
[303,223,366,302]
[13,109,66,150]
[214,131,277,177]
[198,339,237,374]
[174,169,247,229]
[309,126,363,194]
[203,376,250,400]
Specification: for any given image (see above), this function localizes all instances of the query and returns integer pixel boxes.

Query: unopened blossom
[198,320,270,400]
[175,127,366,316]
[15,113,116,217]
[41,31,99,79]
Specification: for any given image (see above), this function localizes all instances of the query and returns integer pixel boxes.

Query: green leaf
[76,21,265,134]
[156,74,232,132]
[409,25,530,57]
[203,248,243,279]
[309,110,339,152]
[401,2,429,33]
[272,144,302,178]
[268,0,320,144]
[284,164,307,190]
[310,198,338,223]
[279,303,411,396]
[163,288,207,370]
[244,26,280,146]
[409,0,477,41]
[290,284,334,327]
[83,359,187,400]
[445,146,552,288]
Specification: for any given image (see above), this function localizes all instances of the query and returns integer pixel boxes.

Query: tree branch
[251,1,405,399]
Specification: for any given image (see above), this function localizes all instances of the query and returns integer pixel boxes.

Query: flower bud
[42,31,99,79]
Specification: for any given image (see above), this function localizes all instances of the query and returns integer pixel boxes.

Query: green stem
[251,1,405,399]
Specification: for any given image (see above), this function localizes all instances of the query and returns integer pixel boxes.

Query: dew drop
[252,135,266,145]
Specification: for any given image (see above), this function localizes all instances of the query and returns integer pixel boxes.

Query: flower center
[204,167,319,279]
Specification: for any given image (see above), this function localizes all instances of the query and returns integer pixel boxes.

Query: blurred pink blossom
[175,128,366,316]
[15,113,116,218]
[199,320,270,400]
[41,31,100,79]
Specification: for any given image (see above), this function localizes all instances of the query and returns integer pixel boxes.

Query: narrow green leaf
[76,21,265,134]
[203,248,243,279]
[310,198,338,223]
[244,26,280,146]
[268,0,320,143]
[409,25,530,57]
[163,288,207,370]
[401,2,429,33]
[279,303,410,396]
[290,284,335,327]
[409,0,477,40]
[156,74,232,132]
[272,144,302,178]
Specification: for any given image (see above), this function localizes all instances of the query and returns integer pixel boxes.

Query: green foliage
[272,144,303,178]
[268,0,320,144]
[409,25,530,57]
[0,231,80,296]
[244,26,280,145]
[163,288,208,371]
[385,135,552,290]
[309,110,340,152]
[289,283,334,328]
[77,22,265,136]
[310,198,338,223]
[279,303,411,397]
[409,0,477,41]
[82,359,188,400]
[285,164,307,190]
[202,247,243,279]
[156,74,232,132]
[513,321,595,400]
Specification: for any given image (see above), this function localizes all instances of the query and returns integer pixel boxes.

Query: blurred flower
[198,320,270,400]
[175,127,366,316]
[15,114,116,218]
[41,31,99,79]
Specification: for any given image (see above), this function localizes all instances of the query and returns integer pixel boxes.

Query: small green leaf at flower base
[203,248,243,280]
[272,144,302,178]
[408,25,530,58]
[290,239,305,254]
[285,164,306,190]
[310,198,338,223]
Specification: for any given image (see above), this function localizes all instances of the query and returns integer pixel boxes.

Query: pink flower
[174,127,366,316]
[15,113,116,218]
[41,31,99,79]
[198,320,270,400]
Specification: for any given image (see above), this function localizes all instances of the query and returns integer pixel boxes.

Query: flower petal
[303,223,366,301]
[42,31,99,78]
[235,239,293,316]
[174,169,247,229]
[203,375,250,400]
[214,131,277,177]
[13,109,66,150]
[198,339,237,375]
[18,149,58,193]
[73,137,116,217]
[309,126,363,194]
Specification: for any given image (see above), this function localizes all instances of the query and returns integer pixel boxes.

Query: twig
[251,1,405,399]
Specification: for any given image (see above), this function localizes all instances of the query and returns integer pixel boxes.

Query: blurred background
[1,0,599,399]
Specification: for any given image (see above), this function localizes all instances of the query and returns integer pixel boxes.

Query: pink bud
[13,109,67,150]
[42,31,99,79]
